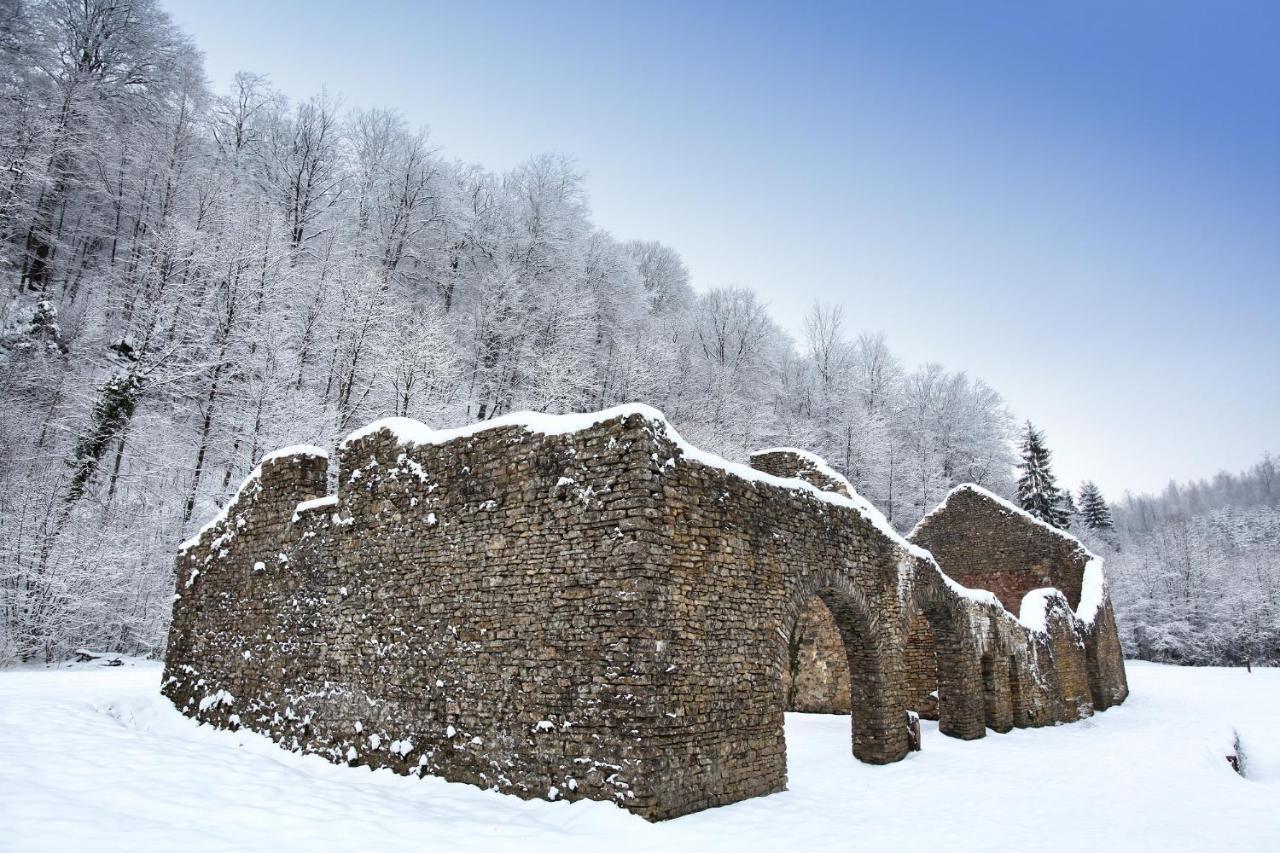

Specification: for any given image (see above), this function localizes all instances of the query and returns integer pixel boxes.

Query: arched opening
[778,577,910,766]
[910,595,987,741]
[783,596,852,714]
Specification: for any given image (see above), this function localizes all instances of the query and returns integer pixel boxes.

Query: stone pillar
[840,626,910,764]
[1084,600,1130,711]
[934,623,986,741]
[904,613,939,720]
[982,652,1014,733]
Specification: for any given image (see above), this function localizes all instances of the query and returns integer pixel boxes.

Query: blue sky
[164,0,1279,498]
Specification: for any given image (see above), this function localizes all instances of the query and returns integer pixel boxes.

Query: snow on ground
[1,660,1277,852]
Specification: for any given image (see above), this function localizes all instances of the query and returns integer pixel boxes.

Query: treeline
[0,0,1018,663]
[1013,421,1280,667]
[1099,456,1280,666]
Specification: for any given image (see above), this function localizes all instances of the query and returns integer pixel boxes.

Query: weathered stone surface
[904,613,939,720]
[1084,598,1129,710]
[163,411,1127,822]
[910,486,1087,612]
[751,448,855,500]
[782,597,851,714]
[908,484,1130,718]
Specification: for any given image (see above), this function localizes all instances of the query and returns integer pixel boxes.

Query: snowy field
[1,661,1276,852]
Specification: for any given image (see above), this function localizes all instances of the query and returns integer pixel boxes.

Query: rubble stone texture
[781,598,852,714]
[163,408,1128,821]
[908,485,1130,716]
[785,480,1130,725]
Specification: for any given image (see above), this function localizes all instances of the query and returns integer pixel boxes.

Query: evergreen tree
[1060,487,1079,527]
[1016,421,1069,528]
[63,373,144,510]
[1079,481,1115,531]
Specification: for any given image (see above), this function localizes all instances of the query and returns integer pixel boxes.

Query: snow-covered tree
[1103,455,1280,665]
[1016,421,1069,528]
[1059,487,1079,528]
[0,0,1041,662]
[1079,481,1114,531]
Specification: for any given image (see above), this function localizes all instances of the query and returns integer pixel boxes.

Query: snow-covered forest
[0,0,1019,663]
[1100,456,1280,666]
[0,0,1273,668]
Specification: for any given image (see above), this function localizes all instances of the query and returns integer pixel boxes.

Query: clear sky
[163,0,1279,499]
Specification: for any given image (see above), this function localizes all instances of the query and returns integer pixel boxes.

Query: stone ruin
[163,405,1128,821]
[782,479,1129,730]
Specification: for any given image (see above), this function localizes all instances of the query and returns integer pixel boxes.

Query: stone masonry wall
[638,432,921,814]
[904,614,939,720]
[1085,599,1129,710]
[166,414,673,816]
[750,449,854,499]
[165,410,1126,822]
[909,486,1086,611]
[782,598,851,714]
[908,484,1129,715]
[751,458,1128,741]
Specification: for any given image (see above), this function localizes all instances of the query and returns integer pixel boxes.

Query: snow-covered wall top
[178,444,329,554]
[185,406,1109,639]
[909,483,1094,557]
[339,403,930,561]
[165,402,1128,820]
[749,446,858,495]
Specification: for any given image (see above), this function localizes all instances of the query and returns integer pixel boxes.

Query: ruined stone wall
[1084,599,1129,710]
[751,467,1129,741]
[908,484,1129,716]
[165,411,917,819]
[638,431,920,814]
[909,486,1087,611]
[165,410,1126,822]
[750,449,854,499]
[904,614,938,720]
[166,414,675,816]
[1030,593,1094,723]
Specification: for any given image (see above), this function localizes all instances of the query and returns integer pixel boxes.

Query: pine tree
[1078,481,1114,531]
[1016,421,1069,528]
[1060,487,1079,528]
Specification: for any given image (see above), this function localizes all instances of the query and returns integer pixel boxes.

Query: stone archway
[906,571,987,741]
[781,570,909,766]
[783,596,852,714]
